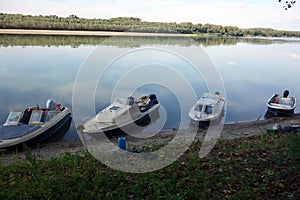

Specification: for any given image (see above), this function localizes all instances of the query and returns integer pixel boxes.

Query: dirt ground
[1,115,299,166]
[0,29,194,37]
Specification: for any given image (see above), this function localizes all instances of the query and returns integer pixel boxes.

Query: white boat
[267,90,296,116]
[81,94,160,136]
[0,99,72,149]
[189,92,225,126]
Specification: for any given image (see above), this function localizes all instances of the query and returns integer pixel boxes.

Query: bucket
[118,137,126,150]
[273,124,279,130]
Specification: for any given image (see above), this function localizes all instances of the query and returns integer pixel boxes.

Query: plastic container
[118,137,126,150]
[273,124,279,130]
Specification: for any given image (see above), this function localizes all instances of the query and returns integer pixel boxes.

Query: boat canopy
[0,125,41,140]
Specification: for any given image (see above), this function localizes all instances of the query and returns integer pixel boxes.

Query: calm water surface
[0,35,299,141]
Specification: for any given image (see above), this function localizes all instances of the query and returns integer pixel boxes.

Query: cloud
[226,60,236,65]
[289,16,300,22]
[233,3,246,7]
[287,52,300,60]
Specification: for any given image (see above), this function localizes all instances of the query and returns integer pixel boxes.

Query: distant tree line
[1,13,300,37]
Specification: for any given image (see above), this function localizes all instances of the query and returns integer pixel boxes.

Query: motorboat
[267,90,296,116]
[0,99,72,149]
[81,94,160,136]
[189,92,225,126]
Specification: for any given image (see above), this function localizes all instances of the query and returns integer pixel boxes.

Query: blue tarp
[0,125,41,140]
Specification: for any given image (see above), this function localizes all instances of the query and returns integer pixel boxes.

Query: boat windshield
[29,110,59,125]
[205,106,213,114]
[197,105,203,112]
[47,111,60,121]
[4,111,22,125]
[114,98,126,104]
[29,110,43,124]
[110,106,120,111]
[114,97,135,105]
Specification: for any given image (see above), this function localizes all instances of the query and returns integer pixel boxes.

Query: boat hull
[190,108,225,128]
[267,106,294,117]
[83,104,160,137]
[0,108,72,149]
[102,111,158,137]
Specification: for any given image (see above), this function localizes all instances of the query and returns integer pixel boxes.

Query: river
[0,34,299,141]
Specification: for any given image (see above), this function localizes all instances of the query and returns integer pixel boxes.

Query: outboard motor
[283,90,289,98]
[127,96,135,105]
[149,94,157,101]
[46,99,57,111]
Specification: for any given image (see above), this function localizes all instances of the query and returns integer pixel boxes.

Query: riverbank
[1,115,299,165]
[1,119,299,199]
[0,29,195,37]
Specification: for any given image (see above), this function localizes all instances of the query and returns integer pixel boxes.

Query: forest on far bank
[1,13,300,38]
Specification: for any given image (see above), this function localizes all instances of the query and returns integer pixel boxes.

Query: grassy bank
[0,132,299,199]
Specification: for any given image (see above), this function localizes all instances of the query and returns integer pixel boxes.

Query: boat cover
[0,125,41,140]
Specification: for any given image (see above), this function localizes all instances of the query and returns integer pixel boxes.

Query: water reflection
[1,34,299,48]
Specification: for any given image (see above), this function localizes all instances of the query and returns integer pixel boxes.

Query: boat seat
[140,99,158,112]
[278,98,292,105]
[137,96,151,107]
[20,109,32,124]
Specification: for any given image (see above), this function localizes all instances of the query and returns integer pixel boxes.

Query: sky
[1,0,300,31]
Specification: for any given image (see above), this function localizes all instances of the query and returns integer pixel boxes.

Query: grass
[0,132,299,199]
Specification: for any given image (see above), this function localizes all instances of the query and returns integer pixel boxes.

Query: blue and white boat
[0,99,72,149]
